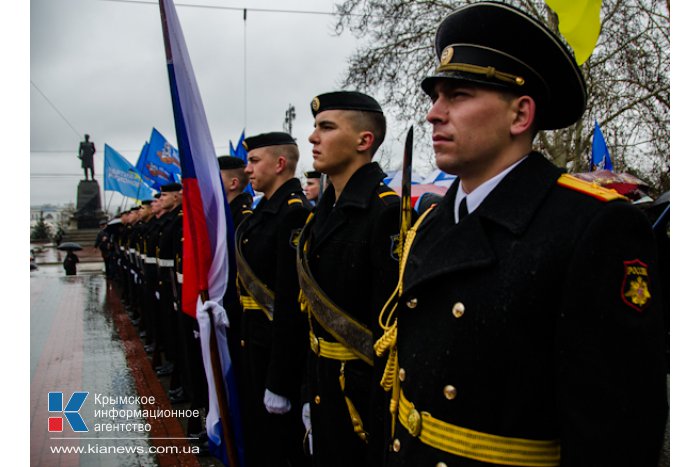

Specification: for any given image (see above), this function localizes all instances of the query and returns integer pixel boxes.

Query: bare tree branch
[333,0,670,194]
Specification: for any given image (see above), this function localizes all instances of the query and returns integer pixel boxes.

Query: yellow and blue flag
[546,0,602,65]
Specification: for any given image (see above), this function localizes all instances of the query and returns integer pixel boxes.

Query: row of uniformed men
[115,3,668,466]
[109,183,208,437]
[217,3,667,467]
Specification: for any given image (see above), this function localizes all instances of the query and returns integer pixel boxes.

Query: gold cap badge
[311,97,321,112]
[440,46,454,65]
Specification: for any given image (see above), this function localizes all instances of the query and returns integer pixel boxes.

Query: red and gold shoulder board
[557,174,628,202]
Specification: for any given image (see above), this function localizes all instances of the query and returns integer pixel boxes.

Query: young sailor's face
[308,110,361,176]
[245,148,278,194]
[426,80,514,176]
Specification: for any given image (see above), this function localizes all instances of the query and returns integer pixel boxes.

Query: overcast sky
[30,0,413,210]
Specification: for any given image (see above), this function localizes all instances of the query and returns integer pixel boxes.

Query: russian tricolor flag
[158,0,244,465]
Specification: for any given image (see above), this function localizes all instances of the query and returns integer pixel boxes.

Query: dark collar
[404,153,562,291]
[320,162,386,210]
[426,152,562,235]
[255,178,304,214]
[230,192,253,210]
[477,152,563,234]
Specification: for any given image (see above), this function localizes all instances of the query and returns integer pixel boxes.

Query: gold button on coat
[443,385,457,400]
[436,463,448,467]
[314,395,321,405]
[407,298,418,309]
[240,339,245,347]
[398,368,406,382]
[392,438,401,452]
[452,302,465,318]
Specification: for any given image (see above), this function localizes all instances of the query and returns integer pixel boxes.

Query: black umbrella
[58,242,83,251]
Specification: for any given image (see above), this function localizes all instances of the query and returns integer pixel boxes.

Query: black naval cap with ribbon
[242,132,296,152]
[421,1,587,130]
[310,91,383,118]
[217,155,246,170]
[160,182,182,192]
[304,170,321,179]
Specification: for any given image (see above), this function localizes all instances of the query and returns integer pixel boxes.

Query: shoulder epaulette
[304,212,315,226]
[557,174,628,202]
[377,183,400,203]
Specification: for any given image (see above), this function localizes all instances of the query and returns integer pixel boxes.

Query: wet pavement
[30,251,219,467]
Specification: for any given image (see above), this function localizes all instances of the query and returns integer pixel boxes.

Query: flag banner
[383,169,399,187]
[384,169,422,191]
[133,141,152,200]
[196,301,238,462]
[423,168,458,188]
[138,128,182,190]
[158,0,244,464]
[135,140,150,172]
[103,144,154,200]
[591,120,613,171]
[232,129,247,162]
[231,130,255,196]
[546,0,603,65]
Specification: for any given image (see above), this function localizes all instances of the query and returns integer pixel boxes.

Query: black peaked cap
[421,1,587,130]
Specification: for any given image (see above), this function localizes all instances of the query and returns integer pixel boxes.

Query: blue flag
[591,120,613,171]
[230,130,254,196]
[233,130,247,163]
[139,128,182,190]
[103,144,154,200]
[135,141,150,173]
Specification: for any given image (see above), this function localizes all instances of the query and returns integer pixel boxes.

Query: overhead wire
[99,0,358,17]
[35,1,361,185]
[31,80,82,138]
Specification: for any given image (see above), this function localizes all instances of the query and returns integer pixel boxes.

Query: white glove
[302,402,312,454]
[264,389,291,415]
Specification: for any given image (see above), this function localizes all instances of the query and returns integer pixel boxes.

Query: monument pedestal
[72,180,105,229]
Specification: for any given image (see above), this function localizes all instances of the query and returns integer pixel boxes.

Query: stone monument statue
[78,134,96,181]
[70,134,104,229]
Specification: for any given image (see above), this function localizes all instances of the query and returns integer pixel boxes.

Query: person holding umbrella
[62,250,79,276]
[58,242,83,276]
